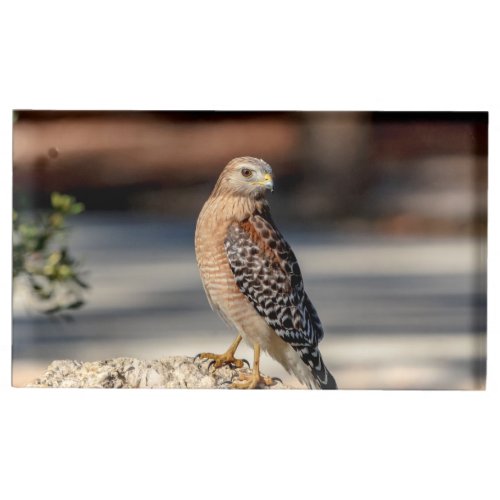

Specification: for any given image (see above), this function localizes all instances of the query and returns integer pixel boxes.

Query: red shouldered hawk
[194,157,337,389]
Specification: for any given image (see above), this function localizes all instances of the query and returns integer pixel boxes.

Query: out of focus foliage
[13,193,89,316]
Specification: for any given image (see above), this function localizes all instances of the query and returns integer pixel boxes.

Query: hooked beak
[259,173,274,192]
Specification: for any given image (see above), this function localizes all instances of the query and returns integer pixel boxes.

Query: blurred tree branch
[13,192,89,316]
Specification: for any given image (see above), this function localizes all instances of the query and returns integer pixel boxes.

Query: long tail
[298,346,338,390]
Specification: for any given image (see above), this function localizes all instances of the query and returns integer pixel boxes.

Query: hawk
[195,157,338,389]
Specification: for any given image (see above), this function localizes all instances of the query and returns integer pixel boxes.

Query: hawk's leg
[231,343,276,389]
[195,335,249,369]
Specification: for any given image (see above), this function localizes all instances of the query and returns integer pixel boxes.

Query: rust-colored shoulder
[239,217,280,264]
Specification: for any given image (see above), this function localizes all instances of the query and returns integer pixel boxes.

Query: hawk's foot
[230,371,278,389]
[194,351,249,370]
[194,334,248,370]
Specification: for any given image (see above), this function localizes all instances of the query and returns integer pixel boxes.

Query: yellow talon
[231,371,276,389]
[195,335,247,368]
[229,343,277,389]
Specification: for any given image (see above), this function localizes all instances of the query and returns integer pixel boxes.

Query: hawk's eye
[241,168,252,178]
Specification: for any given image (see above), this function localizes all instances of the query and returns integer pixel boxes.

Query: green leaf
[45,305,63,315]
[69,202,85,215]
[72,275,90,289]
[51,192,63,209]
[66,300,85,310]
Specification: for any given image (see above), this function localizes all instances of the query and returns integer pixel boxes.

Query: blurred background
[12,111,487,389]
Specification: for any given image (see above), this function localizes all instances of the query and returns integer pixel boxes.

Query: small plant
[13,192,89,316]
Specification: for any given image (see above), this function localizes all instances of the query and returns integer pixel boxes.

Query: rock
[27,356,292,389]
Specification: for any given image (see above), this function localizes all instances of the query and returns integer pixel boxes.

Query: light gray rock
[27,356,292,389]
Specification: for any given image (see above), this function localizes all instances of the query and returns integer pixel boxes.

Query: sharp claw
[207,360,215,371]
[272,377,283,384]
[242,359,251,369]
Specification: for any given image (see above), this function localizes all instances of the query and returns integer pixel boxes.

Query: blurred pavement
[12,213,486,389]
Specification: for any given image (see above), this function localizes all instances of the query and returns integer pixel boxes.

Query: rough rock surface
[27,356,292,389]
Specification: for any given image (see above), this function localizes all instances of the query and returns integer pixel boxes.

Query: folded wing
[224,212,324,348]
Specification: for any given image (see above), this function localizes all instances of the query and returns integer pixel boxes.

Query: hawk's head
[217,157,274,197]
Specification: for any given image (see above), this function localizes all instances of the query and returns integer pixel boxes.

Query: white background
[1,1,498,499]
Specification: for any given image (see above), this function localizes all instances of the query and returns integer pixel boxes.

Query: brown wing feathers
[224,211,323,347]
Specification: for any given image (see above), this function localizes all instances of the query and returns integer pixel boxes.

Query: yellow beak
[260,173,274,191]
